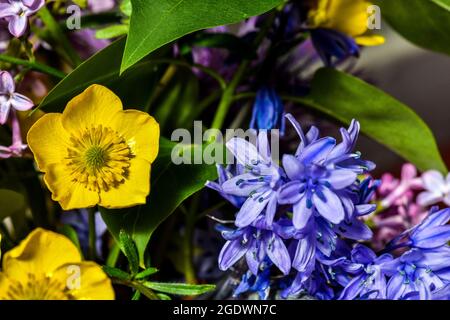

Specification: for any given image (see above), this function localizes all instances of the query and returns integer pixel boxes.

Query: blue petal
[264,233,291,275]
[313,186,345,224]
[292,234,316,272]
[321,169,357,189]
[235,190,272,227]
[338,274,365,300]
[292,195,313,230]
[282,154,304,180]
[218,238,250,271]
[278,181,305,204]
[351,244,377,264]
[412,225,450,249]
[299,137,336,164]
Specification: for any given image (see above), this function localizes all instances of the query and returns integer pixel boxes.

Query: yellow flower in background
[308,0,385,46]
[0,228,114,300]
[27,85,160,210]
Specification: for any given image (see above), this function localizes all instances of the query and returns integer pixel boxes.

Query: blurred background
[357,22,450,173]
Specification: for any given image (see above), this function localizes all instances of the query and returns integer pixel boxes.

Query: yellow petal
[2,228,81,279]
[61,85,123,134]
[53,262,115,300]
[43,163,99,210]
[0,272,13,300]
[355,34,385,46]
[99,157,151,209]
[309,0,372,37]
[26,113,71,171]
[111,110,160,163]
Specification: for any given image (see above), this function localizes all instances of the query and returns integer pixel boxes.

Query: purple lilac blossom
[0,0,44,37]
[0,108,26,158]
[0,70,33,124]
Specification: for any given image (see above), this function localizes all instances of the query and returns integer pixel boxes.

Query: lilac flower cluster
[207,114,450,300]
[0,70,33,158]
[0,0,44,38]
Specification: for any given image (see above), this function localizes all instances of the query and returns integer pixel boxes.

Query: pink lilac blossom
[368,164,427,250]
[0,0,44,38]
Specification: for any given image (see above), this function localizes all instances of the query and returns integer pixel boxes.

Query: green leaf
[121,0,283,73]
[0,189,25,220]
[120,0,132,16]
[96,25,129,39]
[143,282,215,296]
[36,38,168,113]
[298,68,447,173]
[378,0,450,56]
[102,265,131,280]
[57,225,82,256]
[134,267,159,280]
[156,293,171,300]
[119,230,140,275]
[101,138,217,264]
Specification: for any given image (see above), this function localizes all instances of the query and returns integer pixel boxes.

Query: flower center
[4,273,69,300]
[65,125,133,192]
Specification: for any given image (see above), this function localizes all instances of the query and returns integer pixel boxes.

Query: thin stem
[210,11,277,131]
[106,241,121,267]
[88,207,97,260]
[148,59,227,90]
[112,278,159,300]
[183,194,200,284]
[0,54,66,79]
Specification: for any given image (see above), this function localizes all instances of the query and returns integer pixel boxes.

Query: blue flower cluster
[207,114,450,300]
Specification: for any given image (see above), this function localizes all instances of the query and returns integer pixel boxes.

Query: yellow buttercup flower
[27,84,160,210]
[308,0,385,46]
[0,228,114,300]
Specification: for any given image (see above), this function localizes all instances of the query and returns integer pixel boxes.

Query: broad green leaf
[121,0,283,73]
[36,38,168,113]
[378,0,450,56]
[101,138,217,264]
[143,282,215,296]
[0,189,25,220]
[300,68,447,173]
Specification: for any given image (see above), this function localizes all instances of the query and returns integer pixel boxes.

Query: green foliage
[0,189,25,220]
[378,0,450,57]
[119,229,140,275]
[101,138,218,265]
[143,282,216,296]
[121,0,283,72]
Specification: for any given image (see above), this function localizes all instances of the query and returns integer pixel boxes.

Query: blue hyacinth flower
[217,216,291,276]
[310,28,360,66]
[250,87,285,134]
[221,132,285,226]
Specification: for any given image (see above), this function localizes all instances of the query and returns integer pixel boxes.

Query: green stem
[88,207,97,260]
[106,241,121,267]
[183,195,200,284]
[210,12,277,131]
[0,54,66,79]
[112,278,159,300]
[38,6,82,67]
[149,59,226,90]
